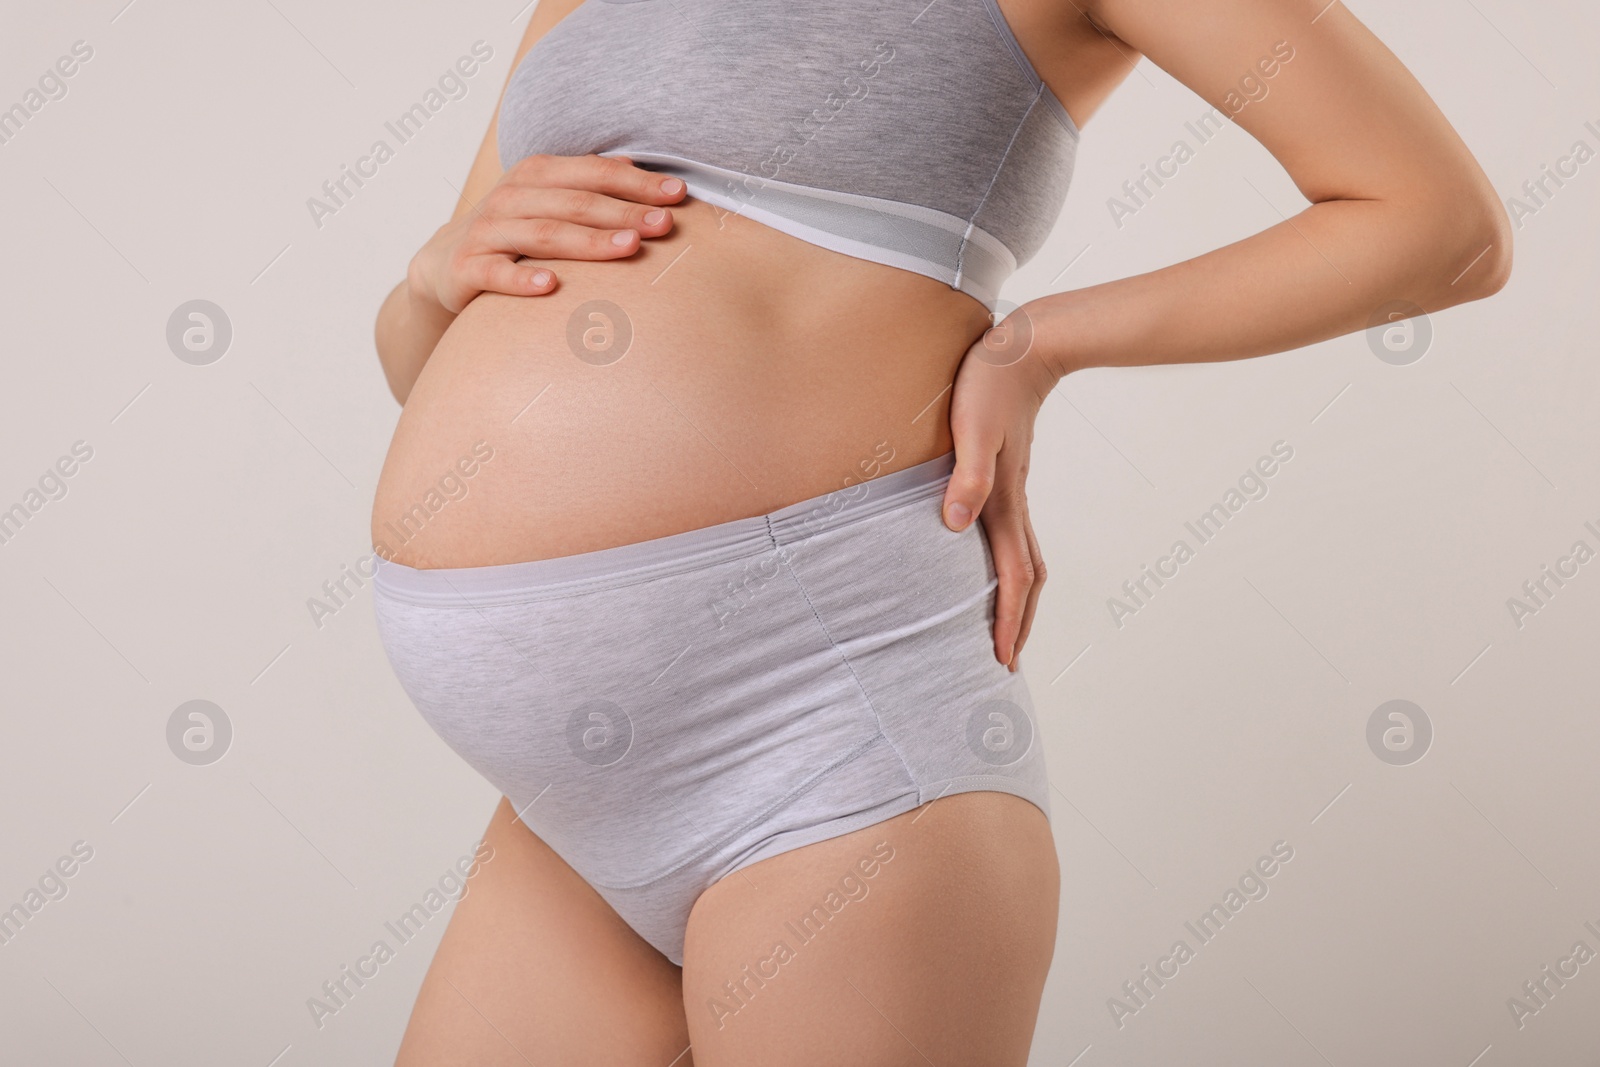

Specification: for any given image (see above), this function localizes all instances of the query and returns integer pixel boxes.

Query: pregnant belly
[370,198,991,569]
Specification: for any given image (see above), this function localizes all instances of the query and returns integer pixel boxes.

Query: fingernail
[612,230,634,246]
[660,178,684,195]
[531,270,552,287]
[643,209,666,225]
[946,502,971,529]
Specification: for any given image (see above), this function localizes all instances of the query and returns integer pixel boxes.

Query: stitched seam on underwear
[763,513,779,553]
[929,771,1045,792]
[955,86,1041,292]
[778,562,920,789]
[769,477,949,549]
[718,789,926,881]
[370,477,952,610]
[588,731,891,890]
[919,775,1052,819]
[371,543,778,609]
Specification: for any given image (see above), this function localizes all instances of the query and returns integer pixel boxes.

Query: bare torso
[371,1,1133,569]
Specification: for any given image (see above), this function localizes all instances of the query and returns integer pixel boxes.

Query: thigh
[394,797,694,1067]
[680,792,1059,1066]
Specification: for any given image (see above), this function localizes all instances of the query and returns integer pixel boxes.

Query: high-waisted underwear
[371,451,1051,964]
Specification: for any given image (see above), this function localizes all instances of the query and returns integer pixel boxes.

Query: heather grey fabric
[372,452,1051,964]
[496,0,1080,309]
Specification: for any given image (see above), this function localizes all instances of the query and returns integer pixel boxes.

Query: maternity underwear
[371,452,1051,964]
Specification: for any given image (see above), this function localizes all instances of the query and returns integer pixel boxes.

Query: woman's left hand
[940,308,1060,671]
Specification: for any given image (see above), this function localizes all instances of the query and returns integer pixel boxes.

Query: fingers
[1011,516,1047,671]
[949,422,1045,668]
[981,481,1036,669]
[943,430,998,533]
[466,255,558,300]
[442,154,689,301]
[468,214,655,265]
[485,184,677,241]
[943,395,1023,666]
[943,338,1051,669]
[508,153,688,208]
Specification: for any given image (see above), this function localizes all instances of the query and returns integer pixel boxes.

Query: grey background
[1,0,1596,1063]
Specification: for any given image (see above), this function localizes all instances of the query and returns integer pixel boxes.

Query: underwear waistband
[372,450,957,606]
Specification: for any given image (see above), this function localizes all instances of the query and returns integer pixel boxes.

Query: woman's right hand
[408,153,689,315]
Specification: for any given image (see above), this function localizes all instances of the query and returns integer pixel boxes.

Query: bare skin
[680,793,1059,1064]
[382,0,1510,1062]
[398,793,1056,1066]
[395,798,693,1066]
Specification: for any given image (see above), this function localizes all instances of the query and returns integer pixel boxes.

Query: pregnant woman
[369,0,1509,1062]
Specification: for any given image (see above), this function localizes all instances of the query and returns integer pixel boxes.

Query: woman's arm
[1033,0,1511,376]
[944,0,1511,670]
[374,0,686,405]
[376,0,576,405]
[374,153,686,403]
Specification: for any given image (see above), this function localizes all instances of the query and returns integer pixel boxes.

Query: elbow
[1437,188,1514,305]
[1461,199,1514,299]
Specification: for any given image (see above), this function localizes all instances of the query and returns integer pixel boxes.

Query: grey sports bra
[497,0,1080,308]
